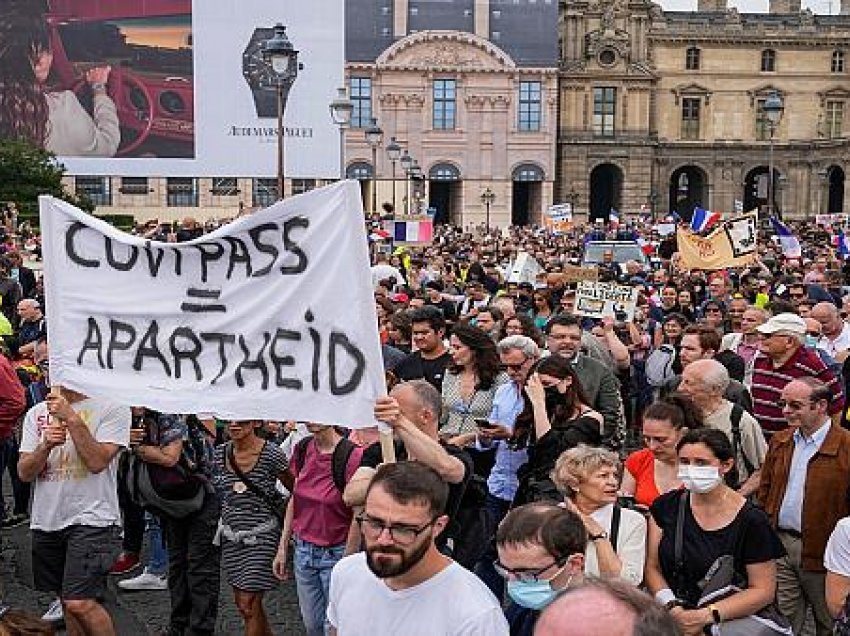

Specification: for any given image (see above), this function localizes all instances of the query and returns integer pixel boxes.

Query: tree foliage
[0,139,94,223]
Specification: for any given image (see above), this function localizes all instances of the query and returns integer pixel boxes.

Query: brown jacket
[758,424,850,571]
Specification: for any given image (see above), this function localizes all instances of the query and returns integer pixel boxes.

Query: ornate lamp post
[329,87,354,180]
[364,118,383,214]
[762,91,785,219]
[386,136,402,214]
[400,150,413,215]
[481,187,496,231]
[262,24,299,200]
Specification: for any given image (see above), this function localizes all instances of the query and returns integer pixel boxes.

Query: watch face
[242,28,278,89]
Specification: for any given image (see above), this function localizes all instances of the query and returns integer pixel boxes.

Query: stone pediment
[376,31,516,72]
[672,82,712,104]
[818,86,850,106]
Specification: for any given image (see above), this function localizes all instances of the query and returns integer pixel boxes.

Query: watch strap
[589,531,608,541]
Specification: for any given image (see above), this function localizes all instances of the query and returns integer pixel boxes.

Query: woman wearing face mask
[645,429,785,636]
[552,446,647,586]
[494,502,587,636]
[620,394,703,511]
[511,355,603,505]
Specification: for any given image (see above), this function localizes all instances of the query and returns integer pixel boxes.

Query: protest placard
[676,211,758,271]
[574,281,639,321]
[507,252,543,284]
[562,264,599,284]
[40,181,385,429]
[543,204,572,234]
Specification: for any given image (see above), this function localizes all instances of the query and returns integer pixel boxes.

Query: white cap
[756,312,806,336]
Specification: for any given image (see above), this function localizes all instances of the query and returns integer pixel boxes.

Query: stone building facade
[559,0,850,222]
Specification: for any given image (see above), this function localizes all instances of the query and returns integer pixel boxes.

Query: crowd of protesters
[6,209,850,635]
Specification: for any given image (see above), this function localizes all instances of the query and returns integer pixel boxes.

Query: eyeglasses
[806,331,822,337]
[500,360,528,372]
[790,293,806,299]
[777,400,814,410]
[493,558,566,582]
[356,513,438,545]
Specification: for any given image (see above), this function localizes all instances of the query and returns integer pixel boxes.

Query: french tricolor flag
[690,207,722,233]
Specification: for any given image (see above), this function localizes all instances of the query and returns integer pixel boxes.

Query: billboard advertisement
[0,0,344,178]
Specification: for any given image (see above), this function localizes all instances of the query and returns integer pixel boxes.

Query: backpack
[118,451,208,519]
[293,436,356,493]
[729,404,756,483]
[645,344,677,388]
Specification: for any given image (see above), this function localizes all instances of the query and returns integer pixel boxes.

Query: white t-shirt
[585,503,647,586]
[327,553,508,636]
[825,517,850,575]
[20,398,130,532]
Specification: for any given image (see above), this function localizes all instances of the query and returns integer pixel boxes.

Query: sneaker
[42,598,63,622]
[118,567,168,591]
[109,552,141,575]
[1,513,30,529]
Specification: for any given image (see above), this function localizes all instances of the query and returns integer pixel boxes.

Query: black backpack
[729,404,756,482]
[293,436,356,493]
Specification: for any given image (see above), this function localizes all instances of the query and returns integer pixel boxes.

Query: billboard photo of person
[0,0,120,157]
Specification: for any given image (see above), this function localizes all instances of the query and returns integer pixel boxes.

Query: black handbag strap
[673,490,688,596]
[226,442,283,523]
[609,504,622,553]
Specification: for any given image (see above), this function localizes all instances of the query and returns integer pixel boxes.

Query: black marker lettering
[200,332,236,384]
[104,237,139,271]
[65,222,100,268]
[235,333,270,389]
[77,317,105,367]
[328,331,365,395]
[106,320,137,369]
[143,241,166,277]
[305,310,321,391]
[248,223,279,277]
[269,328,302,390]
[169,327,203,381]
[194,242,225,283]
[223,236,253,279]
[171,247,183,276]
[281,216,309,275]
[132,320,172,376]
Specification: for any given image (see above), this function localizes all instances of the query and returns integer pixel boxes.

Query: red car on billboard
[46,0,194,158]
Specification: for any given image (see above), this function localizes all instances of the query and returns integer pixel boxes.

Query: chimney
[697,0,727,11]
[769,0,801,13]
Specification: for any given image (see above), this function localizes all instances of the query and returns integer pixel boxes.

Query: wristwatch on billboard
[242,27,284,119]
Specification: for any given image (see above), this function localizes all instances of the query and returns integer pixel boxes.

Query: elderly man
[751,313,844,437]
[721,306,769,387]
[758,378,850,635]
[467,335,540,599]
[16,298,45,359]
[679,359,767,496]
[810,301,850,359]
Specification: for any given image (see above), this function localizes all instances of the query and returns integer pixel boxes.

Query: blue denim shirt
[479,382,528,501]
[777,420,830,532]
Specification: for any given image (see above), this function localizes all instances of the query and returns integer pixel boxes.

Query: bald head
[811,302,842,338]
[535,580,681,636]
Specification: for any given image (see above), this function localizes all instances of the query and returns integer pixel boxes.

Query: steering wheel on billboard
[73,69,154,157]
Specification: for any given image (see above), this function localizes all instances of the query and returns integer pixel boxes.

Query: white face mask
[678,465,723,494]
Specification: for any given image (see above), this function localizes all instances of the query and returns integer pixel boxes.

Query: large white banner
[30,0,343,177]
[41,181,384,428]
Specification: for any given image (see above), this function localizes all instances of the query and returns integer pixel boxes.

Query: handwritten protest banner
[574,281,639,321]
[508,252,543,284]
[40,181,385,429]
[676,211,758,271]
[543,204,573,234]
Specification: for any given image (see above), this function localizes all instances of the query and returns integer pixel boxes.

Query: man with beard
[328,462,508,636]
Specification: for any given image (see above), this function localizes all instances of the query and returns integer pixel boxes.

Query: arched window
[512,163,545,182]
[761,49,776,72]
[346,162,373,180]
[685,47,700,71]
[428,163,461,181]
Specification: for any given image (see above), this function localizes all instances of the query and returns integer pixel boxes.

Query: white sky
[658,0,838,12]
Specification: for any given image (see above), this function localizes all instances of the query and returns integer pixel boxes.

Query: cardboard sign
[562,264,599,284]
[574,281,639,321]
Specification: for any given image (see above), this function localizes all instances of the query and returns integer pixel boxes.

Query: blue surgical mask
[506,572,573,610]
[805,335,820,348]
[9,268,18,280]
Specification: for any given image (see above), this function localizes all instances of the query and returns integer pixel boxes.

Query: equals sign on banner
[181,288,227,313]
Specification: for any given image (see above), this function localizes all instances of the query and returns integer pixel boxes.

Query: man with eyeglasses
[751,313,844,437]
[328,462,508,636]
[758,378,850,636]
[494,502,586,634]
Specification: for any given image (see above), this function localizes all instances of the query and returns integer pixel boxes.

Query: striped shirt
[751,346,845,434]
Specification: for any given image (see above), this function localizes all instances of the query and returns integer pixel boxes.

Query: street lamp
[329,87,354,180]
[410,161,423,215]
[567,187,579,214]
[386,136,402,214]
[762,90,785,219]
[481,187,496,231]
[400,150,413,215]
[262,24,299,200]
[365,118,383,214]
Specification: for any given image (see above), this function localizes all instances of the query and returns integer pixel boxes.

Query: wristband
[708,604,722,624]
[655,588,677,605]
